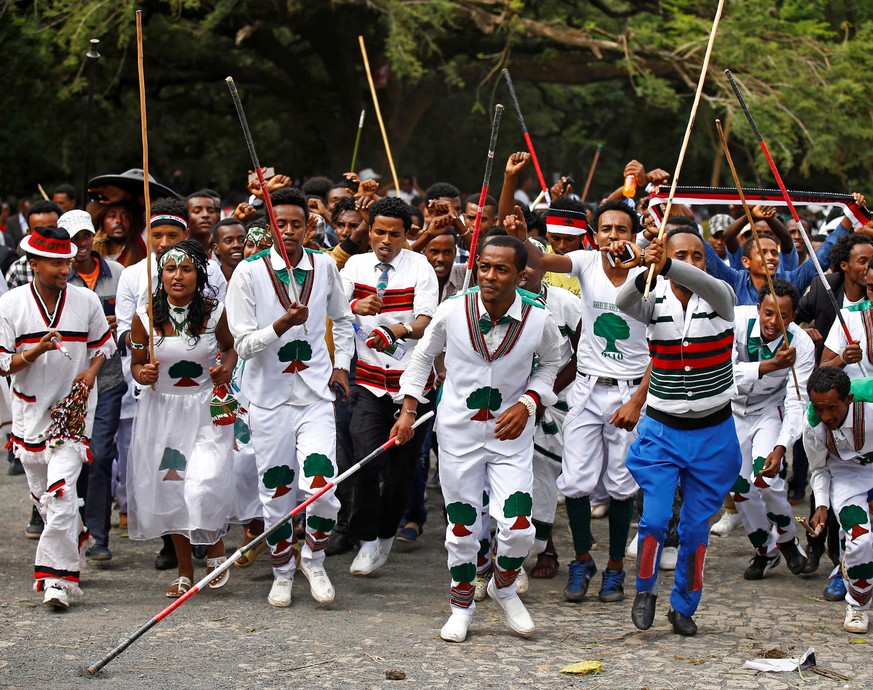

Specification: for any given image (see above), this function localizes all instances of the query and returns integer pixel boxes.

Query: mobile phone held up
[606,242,635,267]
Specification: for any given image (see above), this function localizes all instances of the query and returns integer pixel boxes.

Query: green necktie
[479,314,513,334]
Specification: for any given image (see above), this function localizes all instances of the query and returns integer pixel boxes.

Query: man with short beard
[93,202,144,267]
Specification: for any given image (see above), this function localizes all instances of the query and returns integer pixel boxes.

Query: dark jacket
[795,272,844,364]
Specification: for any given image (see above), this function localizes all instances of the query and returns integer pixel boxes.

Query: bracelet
[393,408,419,419]
[517,394,536,417]
[129,341,145,351]
[838,352,846,365]
[20,349,34,364]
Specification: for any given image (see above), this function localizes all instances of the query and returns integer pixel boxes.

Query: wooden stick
[350,109,365,172]
[716,119,800,400]
[358,36,400,194]
[580,144,602,203]
[136,10,155,369]
[643,0,725,298]
[37,184,49,201]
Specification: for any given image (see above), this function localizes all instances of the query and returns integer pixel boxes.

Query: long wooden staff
[643,0,725,298]
[580,144,602,203]
[136,10,155,367]
[358,36,400,194]
[716,119,800,400]
[725,68,867,377]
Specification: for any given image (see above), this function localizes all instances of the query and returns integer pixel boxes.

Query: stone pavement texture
[0,469,868,689]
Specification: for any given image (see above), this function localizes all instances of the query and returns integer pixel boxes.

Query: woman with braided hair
[128,239,238,598]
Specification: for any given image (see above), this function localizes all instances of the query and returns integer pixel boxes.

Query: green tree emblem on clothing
[303,453,334,489]
[839,504,871,541]
[593,313,630,360]
[731,475,751,501]
[504,491,533,530]
[168,360,203,387]
[266,522,295,554]
[446,502,477,537]
[748,528,769,549]
[450,562,476,583]
[497,555,525,572]
[767,512,792,532]
[278,339,312,374]
[263,465,295,498]
[159,448,186,481]
[466,387,502,421]
[846,561,873,587]
[307,515,336,540]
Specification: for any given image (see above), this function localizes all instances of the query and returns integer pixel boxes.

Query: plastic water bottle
[622,174,637,198]
[353,323,407,360]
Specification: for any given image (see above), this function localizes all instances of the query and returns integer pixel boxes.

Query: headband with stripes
[149,214,188,231]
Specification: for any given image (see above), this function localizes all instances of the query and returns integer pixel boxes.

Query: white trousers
[440,445,535,612]
[249,399,340,578]
[557,378,639,500]
[830,460,873,610]
[732,409,796,553]
[532,405,567,552]
[21,443,87,591]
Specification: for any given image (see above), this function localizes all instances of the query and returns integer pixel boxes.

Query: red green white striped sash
[465,293,531,362]
[825,403,865,459]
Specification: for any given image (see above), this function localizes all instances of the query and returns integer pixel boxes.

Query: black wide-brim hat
[87,168,180,202]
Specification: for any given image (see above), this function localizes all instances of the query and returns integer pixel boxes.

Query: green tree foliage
[503,491,533,530]
[748,528,769,549]
[262,464,295,498]
[846,560,873,582]
[303,453,334,488]
[450,562,477,583]
[278,340,312,373]
[839,504,871,540]
[266,521,294,551]
[4,1,873,203]
[306,515,336,537]
[593,313,630,359]
[766,512,791,530]
[234,417,251,444]
[446,501,477,536]
[731,475,751,495]
[466,386,503,421]
[159,447,186,480]
[496,555,525,572]
[168,360,204,386]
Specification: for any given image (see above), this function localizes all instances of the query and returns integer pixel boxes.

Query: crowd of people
[1,154,871,643]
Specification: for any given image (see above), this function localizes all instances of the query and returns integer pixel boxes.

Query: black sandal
[531,550,559,579]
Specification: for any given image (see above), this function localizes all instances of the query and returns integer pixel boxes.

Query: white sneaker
[487,577,535,637]
[43,585,69,610]
[626,531,639,558]
[440,611,474,642]
[474,575,489,602]
[515,568,529,595]
[710,511,742,536]
[299,561,335,604]
[267,577,293,608]
[349,543,389,576]
[660,546,678,571]
[844,605,869,634]
[590,503,609,519]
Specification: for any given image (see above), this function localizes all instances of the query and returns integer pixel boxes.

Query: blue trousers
[625,414,741,617]
[82,382,126,547]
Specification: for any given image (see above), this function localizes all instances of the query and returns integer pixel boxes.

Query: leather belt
[581,372,643,387]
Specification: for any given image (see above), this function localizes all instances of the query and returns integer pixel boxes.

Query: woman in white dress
[129,240,238,598]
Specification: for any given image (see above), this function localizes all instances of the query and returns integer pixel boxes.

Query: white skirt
[128,387,233,545]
